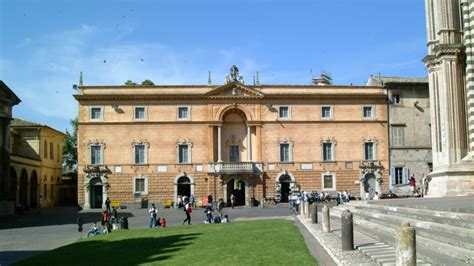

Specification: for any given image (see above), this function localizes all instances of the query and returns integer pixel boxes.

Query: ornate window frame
[133,174,148,195]
[133,106,148,121]
[176,139,193,164]
[362,137,378,161]
[88,139,106,165]
[320,137,336,162]
[131,140,150,165]
[177,105,191,121]
[277,105,291,120]
[321,171,336,191]
[278,138,294,162]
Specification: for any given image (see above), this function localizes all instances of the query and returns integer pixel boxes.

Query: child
[160,218,167,227]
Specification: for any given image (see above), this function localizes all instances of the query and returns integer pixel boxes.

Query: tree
[141,79,155,86]
[124,80,138,86]
[62,118,77,178]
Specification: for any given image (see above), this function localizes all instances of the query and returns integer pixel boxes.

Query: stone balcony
[208,161,263,175]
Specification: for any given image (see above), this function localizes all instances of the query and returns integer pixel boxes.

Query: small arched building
[75,67,390,208]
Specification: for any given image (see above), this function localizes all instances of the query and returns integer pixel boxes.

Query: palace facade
[75,67,389,209]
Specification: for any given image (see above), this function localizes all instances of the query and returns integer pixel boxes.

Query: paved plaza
[0,206,295,265]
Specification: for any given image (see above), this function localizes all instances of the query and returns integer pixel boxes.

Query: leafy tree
[141,79,155,86]
[124,80,138,86]
[62,118,77,177]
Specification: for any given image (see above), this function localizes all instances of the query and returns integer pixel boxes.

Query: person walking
[205,203,213,224]
[217,199,224,217]
[183,202,192,225]
[409,174,416,196]
[230,194,235,209]
[189,194,196,208]
[149,204,158,228]
[105,197,111,213]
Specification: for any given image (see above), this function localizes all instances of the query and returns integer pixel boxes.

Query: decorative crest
[225,65,244,84]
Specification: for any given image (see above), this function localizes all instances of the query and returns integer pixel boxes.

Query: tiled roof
[366,76,428,86]
[11,118,45,127]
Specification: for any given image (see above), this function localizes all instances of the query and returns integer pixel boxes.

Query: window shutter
[402,167,409,184]
[390,167,395,185]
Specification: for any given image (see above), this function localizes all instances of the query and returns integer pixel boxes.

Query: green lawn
[14,219,317,265]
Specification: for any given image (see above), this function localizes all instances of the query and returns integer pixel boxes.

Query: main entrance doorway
[90,178,103,209]
[177,176,191,197]
[363,173,376,199]
[279,175,291,203]
[227,178,246,206]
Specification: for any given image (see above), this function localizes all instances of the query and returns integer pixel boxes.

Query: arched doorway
[363,173,376,199]
[19,169,28,207]
[30,171,38,208]
[90,178,103,209]
[177,176,191,198]
[9,167,17,200]
[279,175,292,203]
[227,177,246,206]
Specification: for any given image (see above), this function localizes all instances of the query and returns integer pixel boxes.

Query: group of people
[176,194,196,208]
[149,203,167,228]
[410,174,431,197]
[87,197,119,237]
[335,191,353,205]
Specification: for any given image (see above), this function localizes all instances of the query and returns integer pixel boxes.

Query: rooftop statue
[225,65,244,84]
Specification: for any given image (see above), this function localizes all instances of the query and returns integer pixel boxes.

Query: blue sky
[1,0,427,132]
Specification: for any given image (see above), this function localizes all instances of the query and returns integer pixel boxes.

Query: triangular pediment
[205,82,264,98]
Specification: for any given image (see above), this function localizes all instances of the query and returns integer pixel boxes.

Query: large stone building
[424,0,474,196]
[75,66,390,209]
[0,81,21,216]
[367,76,432,195]
[9,119,66,208]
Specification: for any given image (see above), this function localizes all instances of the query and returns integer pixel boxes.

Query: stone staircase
[330,201,474,265]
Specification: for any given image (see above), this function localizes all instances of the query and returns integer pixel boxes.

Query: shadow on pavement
[0,207,134,230]
[0,250,47,266]
[13,233,201,266]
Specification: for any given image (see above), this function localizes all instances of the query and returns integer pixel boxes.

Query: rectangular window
[179,144,189,163]
[322,143,333,161]
[392,127,404,146]
[134,145,146,164]
[321,106,332,118]
[363,106,373,118]
[323,175,334,189]
[394,167,403,185]
[135,178,145,193]
[364,142,374,160]
[178,107,189,119]
[229,145,239,162]
[278,106,289,119]
[134,107,146,120]
[280,143,290,162]
[392,94,401,104]
[90,145,102,165]
[90,107,102,120]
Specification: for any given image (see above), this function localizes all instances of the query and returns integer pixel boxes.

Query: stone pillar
[247,125,252,161]
[305,201,310,218]
[310,203,317,224]
[300,201,305,216]
[217,125,222,162]
[322,205,330,233]
[83,183,90,209]
[341,210,354,251]
[396,222,416,266]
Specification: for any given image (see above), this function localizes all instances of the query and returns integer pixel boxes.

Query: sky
[0,0,428,132]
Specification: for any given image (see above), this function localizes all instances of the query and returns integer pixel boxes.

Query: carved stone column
[217,125,222,162]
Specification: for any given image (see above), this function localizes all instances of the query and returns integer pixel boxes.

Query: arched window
[44,140,48,159]
[50,142,54,160]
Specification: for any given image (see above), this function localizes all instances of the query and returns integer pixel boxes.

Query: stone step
[355,203,474,230]
[345,207,474,250]
[330,208,473,265]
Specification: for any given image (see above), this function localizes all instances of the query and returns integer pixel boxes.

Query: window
[134,144,146,164]
[90,107,102,120]
[90,145,103,165]
[44,140,48,159]
[178,144,190,163]
[278,106,290,119]
[392,127,404,146]
[50,142,54,160]
[391,166,409,185]
[229,145,239,162]
[363,106,373,118]
[392,94,401,104]
[364,142,375,160]
[57,144,60,162]
[134,107,146,120]
[322,142,333,161]
[321,106,332,119]
[280,143,290,162]
[177,106,190,120]
[322,172,336,191]
[134,176,148,194]
[44,183,47,199]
